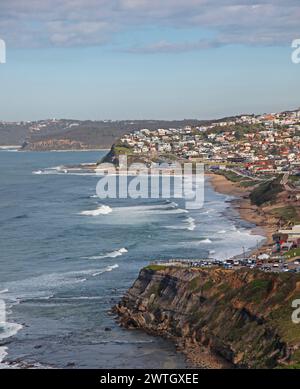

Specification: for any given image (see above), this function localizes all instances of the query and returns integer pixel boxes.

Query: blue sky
[0,0,299,121]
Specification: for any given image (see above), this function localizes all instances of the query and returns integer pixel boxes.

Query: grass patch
[250,176,283,206]
[270,206,300,224]
[202,279,214,291]
[217,282,231,294]
[285,248,300,260]
[270,303,300,344]
[239,180,259,187]
[189,277,200,292]
[216,170,244,183]
[288,175,300,184]
[243,279,273,303]
[114,145,134,155]
[145,264,168,271]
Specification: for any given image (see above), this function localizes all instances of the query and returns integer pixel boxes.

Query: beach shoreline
[205,172,276,256]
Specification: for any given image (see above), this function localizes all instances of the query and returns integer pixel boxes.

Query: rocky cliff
[115,265,300,369]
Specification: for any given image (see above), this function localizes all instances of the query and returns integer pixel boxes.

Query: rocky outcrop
[115,266,300,368]
[99,144,119,165]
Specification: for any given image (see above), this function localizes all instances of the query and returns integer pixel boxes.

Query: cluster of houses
[119,109,300,178]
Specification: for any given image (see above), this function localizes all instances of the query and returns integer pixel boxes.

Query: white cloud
[0,0,299,51]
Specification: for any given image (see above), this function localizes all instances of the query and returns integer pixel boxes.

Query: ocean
[0,150,264,368]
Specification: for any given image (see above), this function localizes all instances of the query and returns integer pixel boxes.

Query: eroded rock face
[115,266,300,368]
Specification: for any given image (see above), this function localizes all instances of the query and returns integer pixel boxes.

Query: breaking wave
[92,264,119,276]
[1,265,120,301]
[86,248,128,260]
[200,238,212,244]
[185,217,196,231]
[0,322,23,341]
[80,205,112,216]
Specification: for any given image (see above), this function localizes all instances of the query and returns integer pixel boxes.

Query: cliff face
[115,266,300,369]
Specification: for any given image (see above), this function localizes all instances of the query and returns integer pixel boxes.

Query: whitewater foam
[185,217,196,231]
[0,322,23,341]
[92,264,119,276]
[116,202,183,212]
[2,265,120,302]
[200,238,212,244]
[0,347,7,367]
[165,216,196,231]
[86,248,128,260]
[80,205,112,216]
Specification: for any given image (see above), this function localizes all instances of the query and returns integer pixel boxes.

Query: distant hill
[0,119,210,150]
[0,122,31,145]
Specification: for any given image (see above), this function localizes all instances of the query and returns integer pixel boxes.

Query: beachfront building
[277,225,300,249]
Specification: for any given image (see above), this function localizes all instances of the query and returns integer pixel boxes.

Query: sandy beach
[205,173,276,251]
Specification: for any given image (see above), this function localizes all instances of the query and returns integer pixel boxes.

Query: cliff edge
[115,265,300,368]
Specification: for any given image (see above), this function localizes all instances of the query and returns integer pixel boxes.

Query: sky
[0,0,299,121]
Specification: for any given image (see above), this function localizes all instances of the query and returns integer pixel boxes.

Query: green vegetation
[145,264,168,271]
[249,176,283,206]
[215,170,243,183]
[286,350,300,369]
[205,123,265,138]
[114,145,134,155]
[288,175,300,190]
[243,278,273,303]
[239,180,259,187]
[270,206,300,224]
[270,303,300,344]
[131,266,300,368]
[217,282,231,294]
[202,279,214,291]
[288,175,300,184]
[189,277,200,291]
[285,248,300,260]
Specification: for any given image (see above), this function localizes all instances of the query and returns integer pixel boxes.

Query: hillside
[0,119,209,150]
[115,266,300,369]
[250,176,284,206]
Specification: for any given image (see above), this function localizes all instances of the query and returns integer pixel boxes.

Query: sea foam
[0,347,7,367]
[185,217,196,231]
[86,248,128,260]
[80,205,112,216]
[200,238,212,244]
[0,322,23,341]
[92,264,119,276]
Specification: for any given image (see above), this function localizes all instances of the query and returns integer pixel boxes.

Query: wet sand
[206,173,276,249]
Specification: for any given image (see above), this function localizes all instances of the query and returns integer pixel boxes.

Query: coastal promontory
[115,265,300,369]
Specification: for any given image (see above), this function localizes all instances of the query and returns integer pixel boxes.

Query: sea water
[0,150,264,368]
